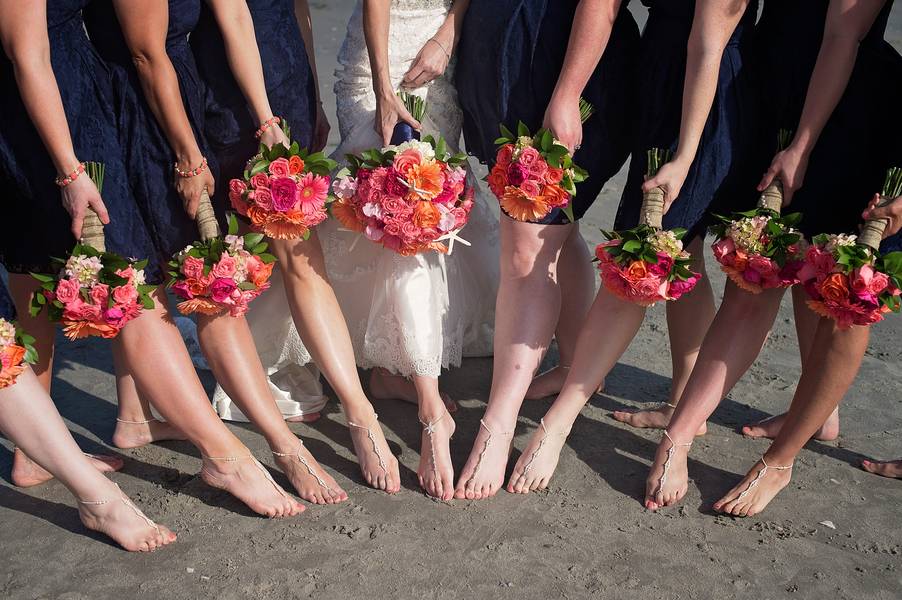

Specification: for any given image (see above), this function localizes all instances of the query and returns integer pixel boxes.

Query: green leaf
[517,121,530,138]
[244,233,265,248]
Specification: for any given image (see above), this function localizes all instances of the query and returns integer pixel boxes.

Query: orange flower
[541,183,568,208]
[626,261,648,280]
[412,201,441,229]
[62,320,118,340]
[0,363,25,389]
[487,164,509,196]
[288,155,305,175]
[732,249,749,272]
[723,267,763,294]
[406,162,444,200]
[249,261,274,288]
[500,185,549,222]
[247,204,269,228]
[332,200,365,232]
[186,278,208,297]
[2,344,25,369]
[820,273,849,301]
[263,211,308,240]
[177,298,223,316]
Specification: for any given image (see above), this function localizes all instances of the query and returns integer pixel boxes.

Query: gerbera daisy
[500,185,549,222]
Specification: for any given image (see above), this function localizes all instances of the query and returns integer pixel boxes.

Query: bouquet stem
[196,188,221,242]
[391,92,425,146]
[757,178,784,213]
[82,162,106,252]
[861,167,902,250]
[640,148,671,230]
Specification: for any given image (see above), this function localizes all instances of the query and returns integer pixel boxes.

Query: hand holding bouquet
[29,163,156,340]
[800,167,902,328]
[168,213,276,317]
[488,99,593,223]
[0,319,37,390]
[596,149,701,305]
[230,128,337,240]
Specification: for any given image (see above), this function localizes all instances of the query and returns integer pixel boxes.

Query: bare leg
[195,313,346,504]
[0,369,176,551]
[413,375,455,500]
[269,234,399,493]
[643,282,785,509]
[506,287,646,494]
[742,287,839,440]
[525,227,596,400]
[115,287,303,517]
[454,218,576,500]
[7,273,123,487]
[715,319,868,517]
[612,236,716,430]
[369,368,457,413]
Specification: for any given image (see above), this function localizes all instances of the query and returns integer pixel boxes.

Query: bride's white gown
[212,0,498,419]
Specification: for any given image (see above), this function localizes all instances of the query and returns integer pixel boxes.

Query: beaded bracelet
[55,162,86,188]
[174,156,208,178]
[255,116,282,140]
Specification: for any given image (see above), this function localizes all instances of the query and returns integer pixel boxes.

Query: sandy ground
[2,2,902,599]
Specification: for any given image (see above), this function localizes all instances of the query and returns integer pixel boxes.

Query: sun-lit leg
[413,375,455,501]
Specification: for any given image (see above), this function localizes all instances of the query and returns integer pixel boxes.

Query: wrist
[175,150,204,171]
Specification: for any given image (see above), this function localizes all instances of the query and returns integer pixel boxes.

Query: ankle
[269,434,302,456]
[344,404,378,425]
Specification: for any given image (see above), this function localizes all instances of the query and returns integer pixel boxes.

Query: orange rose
[288,155,305,175]
[500,185,549,222]
[820,272,850,302]
[487,164,509,196]
[541,183,568,208]
[732,249,748,272]
[247,204,268,227]
[249,261,274,287]
[626,261,648,281]
[0,363,25,389]
[186,278,208,297]
[2,344,25,369]
[412,201,441,229]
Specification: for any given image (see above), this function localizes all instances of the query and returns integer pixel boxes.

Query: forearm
[362,0,393,99]
[549,0,619,105]
[293,0,322,103]
[208,0,273,124]
[432,0,470,52]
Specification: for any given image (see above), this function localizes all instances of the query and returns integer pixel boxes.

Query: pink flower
[384,221,401,236]
[748,255,778,277]
[298,173,329,215]
[527,158,548,179]
[400,221,420,241]
[507,163,529,186]
[254,187,273,211]
[67,299,101,321]
[520,179,542,198]
[102,307,126,327]
[210,278,238,303]
[90,283,109,306]
[231,178,249,194]
[382,196,408,215]
[172,281,193,300]
[869,270,890,295]
[743,268,762,285]
[669,275,700,300]
[632,276,665,299]
[385,169,409,197]
[55,278,81,304]
[211,255,237,279]
[250,172,270,190]
[393,149,422,174]
[333,176,357,199]
[270,177,299,212]
[181,256,205,280]
[268,157,291,178]
[648,253,674,277]
[711,237,736,262]
[112,284,138,305]
[365,222,384,241]
[496,145,514,169]
[518,146,541,167]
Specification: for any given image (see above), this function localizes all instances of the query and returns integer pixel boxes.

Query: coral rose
[412,201,441,229]
[55,278,81,304]
[181,256,205,280]
[819,273,850,302]
[625,261,649,281]
[268,157,291,177]
[288,155,305,175]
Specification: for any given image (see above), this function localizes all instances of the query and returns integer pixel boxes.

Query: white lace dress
[318,0,498,378]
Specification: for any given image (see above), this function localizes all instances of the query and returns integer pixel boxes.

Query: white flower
[224,234,244,253]
[393,140,435,160]
[824,233,858,253]
[0,319,16,347]
[64,254,103,285]
[646,230,684,257]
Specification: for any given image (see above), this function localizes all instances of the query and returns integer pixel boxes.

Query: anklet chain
[272,442,334,494]
[736,456,793,502]
[419,411,446,476]
[79,483,161,535]
[116,417,158,425]
[522,418,568,475]
[466,420,514,490]
[655,430,692,502]
[201,454,292,503]
[348,414,388,474]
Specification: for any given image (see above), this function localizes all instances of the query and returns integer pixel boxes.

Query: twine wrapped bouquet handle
[640,186,665,230]
[80,209,106,252]
[859,195,891,251]
[757,178,784,213]
[196,188,221,242]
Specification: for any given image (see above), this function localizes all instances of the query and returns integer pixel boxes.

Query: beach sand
[1,3,900,598]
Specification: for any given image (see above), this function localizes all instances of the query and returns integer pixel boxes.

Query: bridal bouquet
[799,168,902,328]
[230,134,337,240]
[596,148,701,305]
[331,136,474,256]
[29,163,155,340]
[488,99,593,223]
[168,213,276,317]
[0,319,37,389]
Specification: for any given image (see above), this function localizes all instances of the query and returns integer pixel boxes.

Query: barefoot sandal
[522,418,569,475]
[348,414,388,475]
[78,483,161,536]
[272,442,336,495]
[115,417,158,425]
[201,453,292,502]
[419,411,448,477]
[652,430,692,502]
[736,456,793,502]
[465,419,514,491]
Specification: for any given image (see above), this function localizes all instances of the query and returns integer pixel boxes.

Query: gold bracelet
[427,37,451,60]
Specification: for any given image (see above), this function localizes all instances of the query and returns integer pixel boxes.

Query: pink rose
[250,172,270,190]
[496,144,514,169]
[632,276,664,300]
[749,255,778,277]
[669,275,699,300]
[869,270,890,295]
[743,268,762,285]
[55,278,81,304]
[270,177,299,212]
[527,158,548,179]
[230,178,248,195]
[212,255,237,279]
[210,278,238,303]
[517,146,541,167]
[70,300,101,322]
[181,256,205,280]
[385,169,409,197]
[102,307,126,327]
[711,237,736,262]
[520,180,542,198]
[268,157,291,177]
[112,284,138,305]
[90,283,109,306]
[393,149,422,175]
[648,252,674,277]
[384,221,401,236]
[253,187,273,211]
[382,196,408,215]
[172,280,193,300]
[400,221,420,241]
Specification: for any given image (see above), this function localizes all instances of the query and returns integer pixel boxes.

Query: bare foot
[200,455,305,518]
[12,447,123,488]
[713,457,793,517]
[347,410,401,493]
[286,412,321,423]
[507,418,569,494]
[644,432,692,510]
[612,404,707,436]
[525,366,604,401]
[741,409,839,441]
[861,458,902,479]
[369,368,457,413]
[112,418,187,450]
[272,443,348,505]
[454,418,514,500]
[417,410,456,501]
[78,484,177,552]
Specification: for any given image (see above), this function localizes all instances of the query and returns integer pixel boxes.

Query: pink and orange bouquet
[488,100,593,223]
[167,215,276,317]
[230,138,337,240]
[0,319,37,390]
[710,210,806,293]
[29,247,155,340]
[330,136,474,256]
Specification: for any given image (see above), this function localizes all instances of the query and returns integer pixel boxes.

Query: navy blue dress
[0,279,14,321]
[190,0,317,202]
[748,0,902,243]
[457,0,640,224]
[0,0,160,282]
[614,0,760,243]
[84,0,223,260]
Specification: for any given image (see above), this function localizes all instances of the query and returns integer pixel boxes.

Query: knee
[502,243,548,280]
